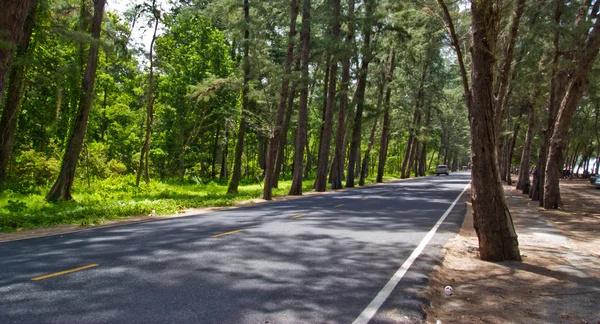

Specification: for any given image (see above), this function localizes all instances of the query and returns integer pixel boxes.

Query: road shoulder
[423,179,600,323]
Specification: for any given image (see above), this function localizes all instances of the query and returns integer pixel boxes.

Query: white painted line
[352,182,471,324]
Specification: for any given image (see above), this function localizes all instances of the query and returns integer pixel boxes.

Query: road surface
[0,172,471,323]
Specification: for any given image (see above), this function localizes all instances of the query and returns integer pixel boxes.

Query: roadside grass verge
[0,174,398,232]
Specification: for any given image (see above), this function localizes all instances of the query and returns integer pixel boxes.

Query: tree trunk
[516,96,536,194]
[220,129,228,180]
[288,0,311,195]
[493,0,526,141]
[401,131,415,179]
[544,17,600,209]
[505,112,521,186]
[377,50,396,182]
[469,0,521,261]
[274,58,299,188]
[531,1,566,203]
[0,0,37,188]
[0,0,34,107]
[211,124,221,178]
[263,0,298,199]
[419,101,432,176]
[314,0,341,191]
[330,0,355,190]
[401,59,427,178]
[359,119,378,186]
[227,0,251,194]
[136,4,159,186]
[46,0,106,201]
[345,0,374,188]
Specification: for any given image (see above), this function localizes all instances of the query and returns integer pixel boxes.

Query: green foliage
[7,150,60,193]
[0,175,391,232]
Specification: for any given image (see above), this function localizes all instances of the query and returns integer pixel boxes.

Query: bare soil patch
[424,178,600,324]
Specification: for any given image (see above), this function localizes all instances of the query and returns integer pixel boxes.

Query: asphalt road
[0,172,471,324]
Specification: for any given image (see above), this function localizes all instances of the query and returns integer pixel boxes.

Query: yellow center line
[31,264,99,281]
[291,213,307,219]
[361,198,369,200]
[212,229,243,238]
[334,204,344,208]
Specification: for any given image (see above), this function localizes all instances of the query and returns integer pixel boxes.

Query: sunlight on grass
[0,174,399,232]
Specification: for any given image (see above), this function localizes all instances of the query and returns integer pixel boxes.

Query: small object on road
[436,320,442,324]
[445,286,453,295]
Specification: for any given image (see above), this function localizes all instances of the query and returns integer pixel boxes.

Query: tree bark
[330,0,355,190]
[220,129,228,180]
[227,0,251,194]
[136,3,159,186]
[376,50,396,182]
[0,0,37,188]
[419,101,432,176]
[359,118,379,186]
[46,0,106,201]
[493,0,526,140]
[263,0,298,199]
[544,17,600,209]
[288,0,311,195]
[0,0,34,107]
[516,94,536,194]
[314,0,341,191]
[273,58,300,188]
[531,0,566,203]
[345,0,374,188]
[469,0,521,261]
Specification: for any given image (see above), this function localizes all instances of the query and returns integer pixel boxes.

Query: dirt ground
[424,178,600,324]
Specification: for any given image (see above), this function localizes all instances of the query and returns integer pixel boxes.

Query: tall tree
[544,8,600,209]
[227,0,251,194]
[288,0,311,195]
[136,0,160,186]
[314,0,341,192]
[330,0,355,190]
[0,0,38,188]
[346,0,375,188]
[438,0,521,261]
[376,50,396,182]
[0,0,34,107]
[263,0,298,200]
[46,0,106,201]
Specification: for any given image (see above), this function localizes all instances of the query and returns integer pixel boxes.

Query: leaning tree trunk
[227,0,251,194]
[263,0,298,200]
[330,0,355,190]
[288,0,311,195]
[376,50,396,182]
[469,0,521,261]
[0,0,38,188]
[544,17,600,209]
[314,0,341,192]
[46,0,106,201]
[0,0,34,107]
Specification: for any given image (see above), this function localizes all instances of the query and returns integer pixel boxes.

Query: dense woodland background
[1,0,600,261]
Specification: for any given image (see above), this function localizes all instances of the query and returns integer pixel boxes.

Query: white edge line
[352,181,471,324]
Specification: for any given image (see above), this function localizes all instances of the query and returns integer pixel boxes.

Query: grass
[0,174,398,233]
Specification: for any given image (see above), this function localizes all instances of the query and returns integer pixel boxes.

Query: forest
[1,0,600,261]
